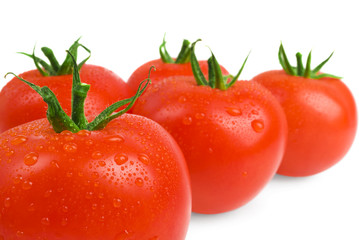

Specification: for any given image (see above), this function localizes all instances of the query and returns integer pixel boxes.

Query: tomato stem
[159,35,191,64]
[190,40,249,90]
[278,43,340,79]
[18,38,91,76]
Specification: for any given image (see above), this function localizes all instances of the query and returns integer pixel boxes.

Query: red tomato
[0,64,131,133]
[132,76,287,214]
[252,44,357,176]
[253,70,357,176]
[127,38,228,94]
[0,115,191,239]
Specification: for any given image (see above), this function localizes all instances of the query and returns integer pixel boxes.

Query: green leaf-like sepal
[278,43,340,79]
[159,35,191,64]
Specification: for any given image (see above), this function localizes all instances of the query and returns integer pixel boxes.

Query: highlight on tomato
[0,53,191,239]
[127,36,229,95]
[132,40,288,214]
[253,43,357,177]
[0,38,131,133]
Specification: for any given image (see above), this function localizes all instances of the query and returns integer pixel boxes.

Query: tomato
[0,53,191,239]
[252,44,357,177]
[0,40,131,133]
[127,38,228,94]
[0,116,191,239]
[132,43,287,214]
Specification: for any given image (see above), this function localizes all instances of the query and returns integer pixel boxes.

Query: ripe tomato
[0,116,191,239]
[132,43,287,214]
[252,44,357,176]
[0,52,191,239]
[127,38,228,94]
[0,40,131,133]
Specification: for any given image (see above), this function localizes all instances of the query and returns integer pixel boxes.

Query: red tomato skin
[127,59,229,94]
[0,115,191,239]
[132,77,287,214]
[0,64,131,133]
[253,70,357,177]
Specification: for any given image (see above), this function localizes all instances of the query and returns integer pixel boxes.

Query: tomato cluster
[0,38,356,239]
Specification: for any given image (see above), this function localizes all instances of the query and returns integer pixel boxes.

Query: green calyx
[159,35,191,64]
[190,39,249,91]
[279,43,340,79]
[5,52,152,133]
[18,38,91,76]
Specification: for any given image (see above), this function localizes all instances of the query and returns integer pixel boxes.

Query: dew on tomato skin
[85,139,94,146]
[44,189,53,198]
[178,95,187,103]
[24,152,39,166]
[63,142,77,153]
[77,129,91,137]
[13,174,23,184]
[10,135,28,145]
[138,153,150,165]
[135,178,144,187]
[4,197,11,208]
[182,116,193,125]
[61,217,68,226]
[242,171,248,177]
[41,217,51,226]
[114,153,128,165]
[114,230,130,240]
[22,180,33,190]
[6,149,15,156]
[27,203,35,212]
[16,231,24,237]
[98,160,106,167]
[51,160,60,169]
[195,112,205,119]
[92,151,103,159]
[85,191,94,199]
[61,205,69,213]
[106,135,125,143]
[113,198,122,208]
[225,106,242,116]
[251,119,265,133]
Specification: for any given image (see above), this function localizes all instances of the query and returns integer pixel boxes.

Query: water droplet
[13,174,23,184]
[11,135,27,145]
[61,217,68,226]
[85,191,94,199]
[63,143,77,153]
[6,150,14,156]
[226,107,242,116]
[77,130,91,137]
[85,139,94,146]
[242,171,248,177]
[98,161,106,167]
[135,178,144,187]
[178,95,187,103]
[61,205,69,213]
[4,197,11,207]
[114,153,128,165]
[208,148,214,154]
[115,230,130,240]
[251,119,265,133]
[106,135,124,143]
[24,152,39,166]
[22,180,33,190]
[92,151,103,159]
[51,160,60,169]
[16,231,24,237]
[41,217,50,226]
[64,135,75,141]
[92,172,99,179]
[149,236,159,240]
[44,189,53,198]
[195,113,205,119]
[113,198,122,208]
[182,116,192,125]
[138,153,149,165]
[28,203,35,212]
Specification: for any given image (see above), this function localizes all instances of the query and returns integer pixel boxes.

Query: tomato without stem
[253,44,357,176]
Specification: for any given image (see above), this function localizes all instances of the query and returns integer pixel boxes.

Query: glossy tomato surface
[253,70,357,176]
[0,114,191,239]
[127,59,228,94]
[0,64,131,133]
[132,77,287,214]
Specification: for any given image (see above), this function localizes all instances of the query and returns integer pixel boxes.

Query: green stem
[159,35,175,63]
[296,52,304,76]
[190,39,208,86]
[41,47,60,72]
[67,51,90,129]
[175,39,191,64]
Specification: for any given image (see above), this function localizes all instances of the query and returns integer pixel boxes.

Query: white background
[0,0,358,239]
